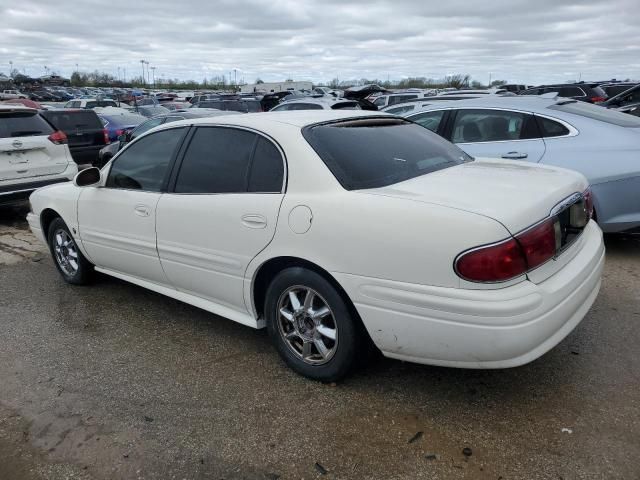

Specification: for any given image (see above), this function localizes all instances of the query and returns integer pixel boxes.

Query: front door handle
[241,214,267,229]
[134,204,151,217]
[502,151,528,160]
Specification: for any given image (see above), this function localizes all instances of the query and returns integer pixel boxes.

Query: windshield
[303,118,472,190]
[548,101,640,127]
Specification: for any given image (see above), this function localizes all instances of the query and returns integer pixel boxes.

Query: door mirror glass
[73,167,101,187]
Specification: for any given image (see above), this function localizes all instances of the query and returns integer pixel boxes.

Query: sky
[1,0,639,86]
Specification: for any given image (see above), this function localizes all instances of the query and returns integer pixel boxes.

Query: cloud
[1,0,638,85]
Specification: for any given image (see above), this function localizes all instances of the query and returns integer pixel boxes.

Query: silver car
[403,95,640,233]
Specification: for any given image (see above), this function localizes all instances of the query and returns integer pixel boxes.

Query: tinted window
[374,97,386,106]
[303,118,471,190]
[548,101,640,127]
[535,116,570,137]
[409,110,445,132]
[248,137,284,192]
[388,95,418,106]
[557,87,584,97]
[451,109,531,142]
[42,111,103,131]
[131,118,164,139]
[175,127,256,193]
[290,103,323,110]
[0,112,54,139]
[106,127,185,191]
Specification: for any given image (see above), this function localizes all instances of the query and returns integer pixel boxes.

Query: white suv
[0,105,77,204]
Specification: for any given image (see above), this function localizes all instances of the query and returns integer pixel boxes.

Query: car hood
[359,158,587,234]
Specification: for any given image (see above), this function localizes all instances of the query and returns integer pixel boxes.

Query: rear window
[303,118,472,190]
[548,101,640,127]
[42,110,103,131]
[0,112,54,139]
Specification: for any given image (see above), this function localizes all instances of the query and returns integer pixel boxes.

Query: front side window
[303,118,471,191]
[451,109,533,143]
[106,127,185,191]
[174,127,256,193]
[409,110,445,132]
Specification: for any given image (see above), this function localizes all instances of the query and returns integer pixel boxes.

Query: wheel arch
[252,256,371,342]
[40,208,63,237]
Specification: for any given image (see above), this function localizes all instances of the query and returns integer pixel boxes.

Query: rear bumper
[334,221,605,368]
[0,177,72,205]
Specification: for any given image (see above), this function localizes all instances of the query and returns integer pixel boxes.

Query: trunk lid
[361,158,587,234]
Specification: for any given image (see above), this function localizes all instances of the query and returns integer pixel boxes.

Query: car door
[77,126,187,285]
[156,126,285,314]
[446,108,546,162]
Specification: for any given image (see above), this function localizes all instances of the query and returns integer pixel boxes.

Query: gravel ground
[0,202,639,480]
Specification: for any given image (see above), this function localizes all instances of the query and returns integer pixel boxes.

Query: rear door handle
[502,151,528,159]
[134,204,151,217]
[241,214,267,229]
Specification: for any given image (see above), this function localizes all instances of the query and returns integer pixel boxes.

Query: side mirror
[73,167,101,187]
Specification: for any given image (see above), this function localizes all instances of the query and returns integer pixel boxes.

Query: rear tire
[265,267,360,382]
[47,217,93,285]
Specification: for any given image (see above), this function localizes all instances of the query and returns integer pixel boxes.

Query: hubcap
[277,286,338,365]
[53,229,79,276]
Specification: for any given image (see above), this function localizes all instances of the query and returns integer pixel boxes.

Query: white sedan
[27,110,605,381]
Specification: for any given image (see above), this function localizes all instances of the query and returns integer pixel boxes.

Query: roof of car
[0,104,35,112]
[404,94,568,114]
[164,110,386,129]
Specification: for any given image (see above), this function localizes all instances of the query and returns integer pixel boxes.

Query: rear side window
[535,116,570,137]
[175,127,256,193]
[548,101,640,127]
[106,127,185,191]
[248,137,284,192]
[0,112,54,139]
[331,102,360,110]
[42,111,103,131]
[303,118,471,190]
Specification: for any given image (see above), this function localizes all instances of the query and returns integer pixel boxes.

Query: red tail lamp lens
[456,238,527,282]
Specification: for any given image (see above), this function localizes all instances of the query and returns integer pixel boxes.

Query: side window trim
[104,126,189,193]
[167,125,288,195]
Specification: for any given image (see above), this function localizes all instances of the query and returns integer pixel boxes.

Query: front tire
[47,217,93,285]
[265,267,360,382]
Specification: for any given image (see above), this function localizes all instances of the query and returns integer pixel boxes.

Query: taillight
[583,187,594,219]
[456,188,595,283]
[455,238,527,283]
[103,128,110,144]
[48,130,67,145]
[515,219,557,270]
[591,96,606,103]
[115,129,124,137]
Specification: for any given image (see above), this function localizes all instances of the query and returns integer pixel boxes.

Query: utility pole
[140,59,145,87]
[151,66,156,89]
[117,67,120,82]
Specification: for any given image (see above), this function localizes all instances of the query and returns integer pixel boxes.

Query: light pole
[9,61,13,77]
[140,59,145,87]
[145,61,150,87]
[117,67,120,82]
[150,66,156,89]
[234,69,237,89]
[488,72,492,88]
